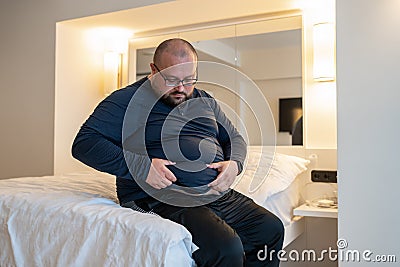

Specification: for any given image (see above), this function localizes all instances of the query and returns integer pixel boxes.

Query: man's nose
[174,83,185,92]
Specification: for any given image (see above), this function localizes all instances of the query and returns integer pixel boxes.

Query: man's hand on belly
[146,158,177,189]
[206,160,239,192]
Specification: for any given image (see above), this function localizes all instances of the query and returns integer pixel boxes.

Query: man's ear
[150,63,157,75]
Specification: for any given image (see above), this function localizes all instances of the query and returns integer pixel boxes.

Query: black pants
[128,190,284,267]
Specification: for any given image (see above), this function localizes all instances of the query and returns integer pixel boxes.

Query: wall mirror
[131,15,303,146]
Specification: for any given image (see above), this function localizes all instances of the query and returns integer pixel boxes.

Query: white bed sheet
[0,172,196,267]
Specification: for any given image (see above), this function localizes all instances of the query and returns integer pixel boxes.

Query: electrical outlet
[311,170,337,183]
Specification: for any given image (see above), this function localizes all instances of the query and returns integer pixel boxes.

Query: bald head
[153,38,198,67]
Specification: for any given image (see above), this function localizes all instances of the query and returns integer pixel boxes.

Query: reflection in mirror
[135,29,302,146]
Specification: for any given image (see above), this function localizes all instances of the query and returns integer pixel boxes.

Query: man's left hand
[207,160,238,192]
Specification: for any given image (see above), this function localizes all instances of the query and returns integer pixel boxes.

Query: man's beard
[161,91,191,107]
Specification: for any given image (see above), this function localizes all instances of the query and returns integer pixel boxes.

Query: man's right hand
[145,158,177,189]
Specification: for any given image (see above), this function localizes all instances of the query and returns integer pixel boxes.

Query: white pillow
[233,149,309,204]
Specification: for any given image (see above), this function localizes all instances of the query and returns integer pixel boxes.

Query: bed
[0,147,309,266]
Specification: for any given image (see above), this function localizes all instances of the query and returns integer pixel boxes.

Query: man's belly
[167,164,219,187]
[146,136,225,186]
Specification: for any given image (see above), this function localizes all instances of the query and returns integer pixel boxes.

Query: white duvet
[0,172,196,267]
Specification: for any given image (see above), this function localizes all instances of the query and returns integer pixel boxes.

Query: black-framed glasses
[154,64,198,87]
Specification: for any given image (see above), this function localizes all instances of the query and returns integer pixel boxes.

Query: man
[72,38,284,266]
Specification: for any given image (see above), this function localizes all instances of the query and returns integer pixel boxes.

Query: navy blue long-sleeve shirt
[72,77,246,204]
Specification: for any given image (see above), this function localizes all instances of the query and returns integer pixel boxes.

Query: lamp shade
[313,22,335,82]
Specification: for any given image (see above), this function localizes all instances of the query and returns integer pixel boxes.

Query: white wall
[0,0,169,179]
[337,0,400,265]
[54,23,106,174]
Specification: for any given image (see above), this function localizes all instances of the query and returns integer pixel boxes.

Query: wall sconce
[313,22,335,82]
[103,51,122,96]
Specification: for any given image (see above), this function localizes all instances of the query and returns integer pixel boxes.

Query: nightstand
[293,203,338,218]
